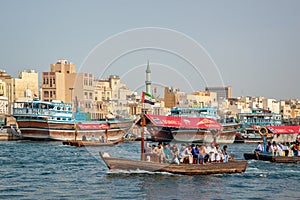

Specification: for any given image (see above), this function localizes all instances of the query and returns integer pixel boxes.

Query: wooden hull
[244,152,300,163]
[62,138,122,147]
[17,120,131,141]
[100,152,248,175]
[149,127,236,144]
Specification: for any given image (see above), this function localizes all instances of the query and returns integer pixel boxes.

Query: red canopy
[145,114,222,129]
[266,126,300,135]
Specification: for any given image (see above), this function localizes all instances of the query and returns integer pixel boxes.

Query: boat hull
[17,120,132,141]
[149,127,236,144]
[244,152,300,163]
[100,152,248,175]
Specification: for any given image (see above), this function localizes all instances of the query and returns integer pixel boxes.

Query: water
[0,141,299,200]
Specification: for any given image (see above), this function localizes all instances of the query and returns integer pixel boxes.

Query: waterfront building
[95,75,136,118]
[14,70,39,100]
[164,87,187,108]
[205,86,232,101]
[0,69,38,114]
[0,70,14,112]
[188,91,218,108]
[41,59,96,117]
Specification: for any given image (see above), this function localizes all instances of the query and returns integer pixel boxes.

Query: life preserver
[259,127,268,138]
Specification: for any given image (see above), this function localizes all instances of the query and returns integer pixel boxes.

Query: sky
[0,0,299,100]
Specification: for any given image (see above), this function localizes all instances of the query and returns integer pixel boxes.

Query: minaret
[145,60,151,94]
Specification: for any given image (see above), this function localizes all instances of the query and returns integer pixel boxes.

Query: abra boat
[144,107,238,144]
[100,115,247,175]
[100,152,248,175]
[244,152,300,163]
[13,98,133,141]
[243,127,300,163]
[62,138,123,147]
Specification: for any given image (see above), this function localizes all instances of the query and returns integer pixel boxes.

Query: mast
[141,104,145,161]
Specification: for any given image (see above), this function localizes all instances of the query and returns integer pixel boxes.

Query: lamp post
[69,88,74,104]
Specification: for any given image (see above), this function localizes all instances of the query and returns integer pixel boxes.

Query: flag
[142,91,155,105]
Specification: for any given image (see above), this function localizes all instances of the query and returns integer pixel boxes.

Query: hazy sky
[0,0,299,100]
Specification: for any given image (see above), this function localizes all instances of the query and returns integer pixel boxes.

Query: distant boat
[13,98,133,141]
[143,107,238,144]
[62,138,123,147]
[235,108,284,143]
[100,152,248,175]
[244,152,300,163]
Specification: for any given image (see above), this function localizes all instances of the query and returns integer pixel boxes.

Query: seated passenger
[90,135,96,141]
[179,144,193,164]
[222,145,229,162]
[153,142,166,163]
[254,142,264,153]
[163,143,172,163]
[215,144,223,162]
[170,143,180,164]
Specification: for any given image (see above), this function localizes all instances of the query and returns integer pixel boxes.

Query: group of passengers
[144,142,231,164]
[254,140,300,156]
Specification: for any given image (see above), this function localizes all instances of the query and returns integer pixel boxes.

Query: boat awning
[145,114,222,129]
[77,123,109,130]
[266,126,300,135]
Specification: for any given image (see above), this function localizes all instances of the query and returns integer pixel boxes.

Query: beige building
[164,87,187,108]
[0,69,38,114]
[0,70,14,104]
[14,70,39,100]
[95,75,136,118]
[41,60,97,119]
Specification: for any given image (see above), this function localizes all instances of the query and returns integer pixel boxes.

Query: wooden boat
[244,152,300,163]
[140,107,238,144]
[62,138,123,147]
[13,98,133,141]
[100,152,248,175]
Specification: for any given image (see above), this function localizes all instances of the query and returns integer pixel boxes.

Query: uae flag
[142,91,155,105]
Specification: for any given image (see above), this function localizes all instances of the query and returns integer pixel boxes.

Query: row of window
[44,91,56,98]
[43,77,55,85]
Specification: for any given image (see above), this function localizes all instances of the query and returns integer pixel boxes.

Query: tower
[145,60,151,94]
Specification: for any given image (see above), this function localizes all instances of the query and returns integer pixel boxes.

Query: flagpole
[141,101,145,161]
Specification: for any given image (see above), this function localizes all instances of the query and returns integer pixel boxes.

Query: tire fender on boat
[259,127,268,138]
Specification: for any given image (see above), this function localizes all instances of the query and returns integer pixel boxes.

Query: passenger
[82,135,87,141]
[292,142,298,156]
[203,143,211,162]
[179,144,193,164]
[207,143,217,162]
[215,144,223,162]
[199,145,208,164]
[101,135,105,143]
[192,144,200,164]
[163,143,172,163]
[170,143,180,164]
[90,135,96,141]
[254,142,264,153]
[222,145,229,162]
[267,141,272,152]
[276,143,283,156]
[145,143,152,161]
[269,141,278,156]
[154,142,166,163]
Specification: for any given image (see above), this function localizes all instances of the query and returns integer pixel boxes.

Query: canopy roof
[266,126,300,134]
[145,114,222,129]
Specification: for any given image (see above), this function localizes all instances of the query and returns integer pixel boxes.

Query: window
[84,92,88,99]
[44,91,49,98]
